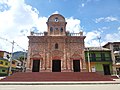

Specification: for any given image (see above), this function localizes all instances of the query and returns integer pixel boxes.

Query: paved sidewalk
[0,84,120,90]
[0,79,120,85]
[0,79,120,90]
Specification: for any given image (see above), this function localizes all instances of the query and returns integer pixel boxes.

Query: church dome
[47,14,65,22]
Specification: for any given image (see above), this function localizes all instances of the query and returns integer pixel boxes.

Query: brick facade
[27,14,86,72]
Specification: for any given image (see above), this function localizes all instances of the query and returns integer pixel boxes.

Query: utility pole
[0,36,26,74]
[23,50,26,72]
[8,41,14,76]
[87,48,91,72]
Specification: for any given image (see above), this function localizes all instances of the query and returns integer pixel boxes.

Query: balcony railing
[30,32,44,36]
[30,31,83,36]
[67,33,83,36]
[85,57,112,62]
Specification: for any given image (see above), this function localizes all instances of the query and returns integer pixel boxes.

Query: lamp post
[87,48,91,72]
[8,41,14,76]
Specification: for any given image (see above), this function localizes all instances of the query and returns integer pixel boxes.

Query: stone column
[82,50,87,72]
[63,42,66,71]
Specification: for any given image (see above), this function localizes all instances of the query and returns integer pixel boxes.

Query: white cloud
[52,11,59,14]
[81,3,85,7]
[105,32,120,42]
[118,27,120,31]
[101,27,110,30]
[84,26,120,47]
[84,31,101,47]
[1,0,114,52]
[0,0,39,52]
[95,17,104,23]
[95,16,118,23]
[105,17,118,22]
[0,0,84,52]
[66,17,81,33]
[36,17,48,32]
[103,26,120,43]
[79,0,100,8]
[97,27,110,32]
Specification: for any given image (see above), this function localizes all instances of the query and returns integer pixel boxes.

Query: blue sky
[0,0,120,52]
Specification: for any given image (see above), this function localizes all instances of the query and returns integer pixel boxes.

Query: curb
[0,82,120,85]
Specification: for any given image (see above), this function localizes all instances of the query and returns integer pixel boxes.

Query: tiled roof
[85,47,111,51]
[103,42,120,47]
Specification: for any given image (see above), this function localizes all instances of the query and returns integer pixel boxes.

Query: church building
[27,14,86,72]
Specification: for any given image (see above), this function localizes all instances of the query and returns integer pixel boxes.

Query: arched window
[55,43,58,49]
[50,27,53,32]
[61,27,63,32]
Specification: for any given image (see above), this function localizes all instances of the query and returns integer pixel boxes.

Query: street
[0,84,120,90]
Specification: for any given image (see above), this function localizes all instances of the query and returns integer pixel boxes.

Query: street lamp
[87,48,91,72]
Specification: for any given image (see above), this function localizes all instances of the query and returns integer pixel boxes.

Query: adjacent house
[0,57,9,76]
[84,47,113,75]
[0,50,10,76]
[0,50,23,76]
[0,50,11,60]
[103,42,120,75]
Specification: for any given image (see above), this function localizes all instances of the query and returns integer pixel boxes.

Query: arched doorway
[51,50,63,72]
[73,60,80,72]
[71,53,82,72]
[31,54,42,72]
[52,60,61,72]
[32,60,40,72]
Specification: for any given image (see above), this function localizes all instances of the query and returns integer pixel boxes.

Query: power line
[14,42,26,51]
[0,36,26,51]
[0,36,27,75]
[0,36,12,43]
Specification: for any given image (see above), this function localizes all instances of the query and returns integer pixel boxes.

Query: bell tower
[46,14,67,36]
